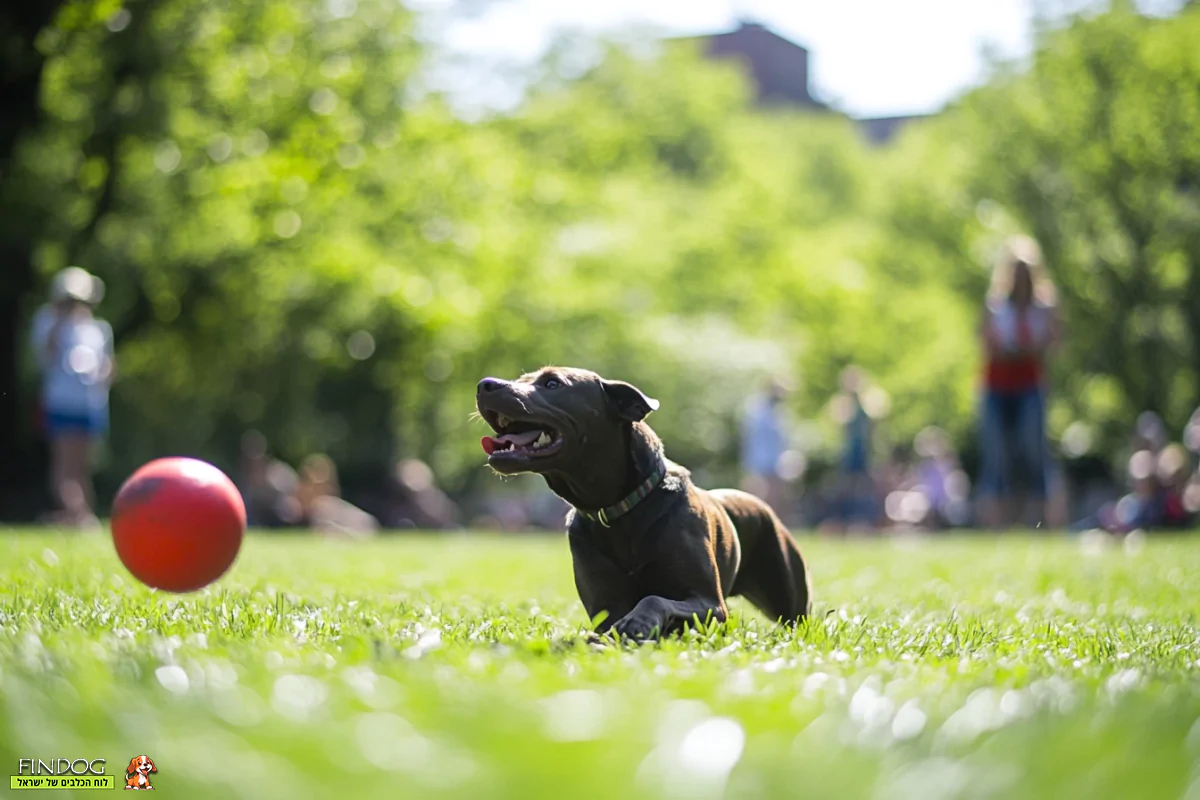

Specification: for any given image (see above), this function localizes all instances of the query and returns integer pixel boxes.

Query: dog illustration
[124,755,156,790]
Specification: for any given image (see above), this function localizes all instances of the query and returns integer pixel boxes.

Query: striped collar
[576,457,667,528]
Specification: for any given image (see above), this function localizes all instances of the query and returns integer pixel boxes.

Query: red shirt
[984,303,1050,393]
[986,358,1043,393]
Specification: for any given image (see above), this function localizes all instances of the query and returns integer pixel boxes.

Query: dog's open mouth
[480,413,564,461]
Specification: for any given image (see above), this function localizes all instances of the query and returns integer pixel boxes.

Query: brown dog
[476,367,811,640]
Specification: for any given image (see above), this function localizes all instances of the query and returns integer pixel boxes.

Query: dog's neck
[544,421,664,513]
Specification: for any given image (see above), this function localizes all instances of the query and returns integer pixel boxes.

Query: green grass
[2,529,1200,799]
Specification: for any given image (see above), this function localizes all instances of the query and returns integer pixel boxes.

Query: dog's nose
[477,377,506,394]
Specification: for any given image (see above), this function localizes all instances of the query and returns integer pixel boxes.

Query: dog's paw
[612,613,661,642]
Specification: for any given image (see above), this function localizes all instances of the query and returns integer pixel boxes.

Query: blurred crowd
[1068,412,1200,535]
[744,394,1200,537]
[25,243,1200,537]
[737,373,978,534]
[233,381,1200,540]
[732,236,1200,538]
[236,429,573,537]
[237,431,462,538]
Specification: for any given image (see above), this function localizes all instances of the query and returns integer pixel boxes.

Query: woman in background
[976,237,1062,529]
[30,267,115,530]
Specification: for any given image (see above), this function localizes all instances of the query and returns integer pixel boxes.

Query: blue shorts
[977,388,1047,499]
[44,408,108,439]
[844,443,870,475]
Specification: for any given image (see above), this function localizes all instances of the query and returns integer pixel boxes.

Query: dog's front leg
[612,595,726,641]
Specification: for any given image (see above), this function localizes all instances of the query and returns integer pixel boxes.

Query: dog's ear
[601,379,659,422]
[147,758,157,774]
[126,759,138,776]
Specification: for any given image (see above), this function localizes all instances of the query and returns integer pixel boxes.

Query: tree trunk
[0,247,44,513]
[0,3,65,516]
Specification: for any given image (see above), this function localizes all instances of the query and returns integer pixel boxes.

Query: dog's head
[126,755,156,777]
[475,367,658,476]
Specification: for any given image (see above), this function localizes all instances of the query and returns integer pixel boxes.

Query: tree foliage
[951,1,1200,451]
[5,0,1198,510]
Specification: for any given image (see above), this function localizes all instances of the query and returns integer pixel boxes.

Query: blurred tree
[9,0,1195,520]
[0,6,983,511]
[11,0,435,506]
[955,0,1200,451]
[0,0,68,502]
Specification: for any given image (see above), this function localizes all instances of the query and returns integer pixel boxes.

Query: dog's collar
[576,458,667,528]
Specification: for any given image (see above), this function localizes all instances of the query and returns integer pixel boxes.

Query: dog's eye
[543,378,561,389]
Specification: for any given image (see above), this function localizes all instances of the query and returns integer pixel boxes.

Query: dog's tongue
[481,429,542,455]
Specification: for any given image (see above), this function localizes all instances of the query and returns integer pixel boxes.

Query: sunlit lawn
[2,528,1200,799]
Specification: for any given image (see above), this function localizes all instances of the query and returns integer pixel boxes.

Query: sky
[421,0,1039,118]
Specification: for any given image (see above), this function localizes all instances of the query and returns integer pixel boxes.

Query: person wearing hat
[29,267,116,529]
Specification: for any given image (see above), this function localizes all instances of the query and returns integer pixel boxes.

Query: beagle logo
[11,758,114,790]
[124,755,157,790]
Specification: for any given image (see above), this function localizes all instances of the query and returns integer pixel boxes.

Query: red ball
[111,457,246,593]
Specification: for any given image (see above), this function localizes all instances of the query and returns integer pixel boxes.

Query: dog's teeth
[534,432,550,448]
[497,415,511,428]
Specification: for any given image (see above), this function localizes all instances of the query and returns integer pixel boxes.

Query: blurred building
[685,21,930,146]
[857,114,930,146]
[699,22,827,110]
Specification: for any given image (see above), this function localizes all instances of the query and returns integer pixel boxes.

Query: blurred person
[1074,450,1162,534]
[524,486,572,531]
[470,495,531,532]
[1184,407,1200,455]
[296,453,339,512]
[1115,450,1164,532]
[297,453,378,538]
[1185,408,1200,522]
[29,267,115,530]
[976,236,1062,528]
[739,378,790,513]
[1184,470,1200,524]
[1156,444,1193,529]
[384,458,461,530]
[1133,411,1168,456]
[238,430,303,528]
[881,432,967,532]
[833,366,876,531]
[912,426,971,529]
